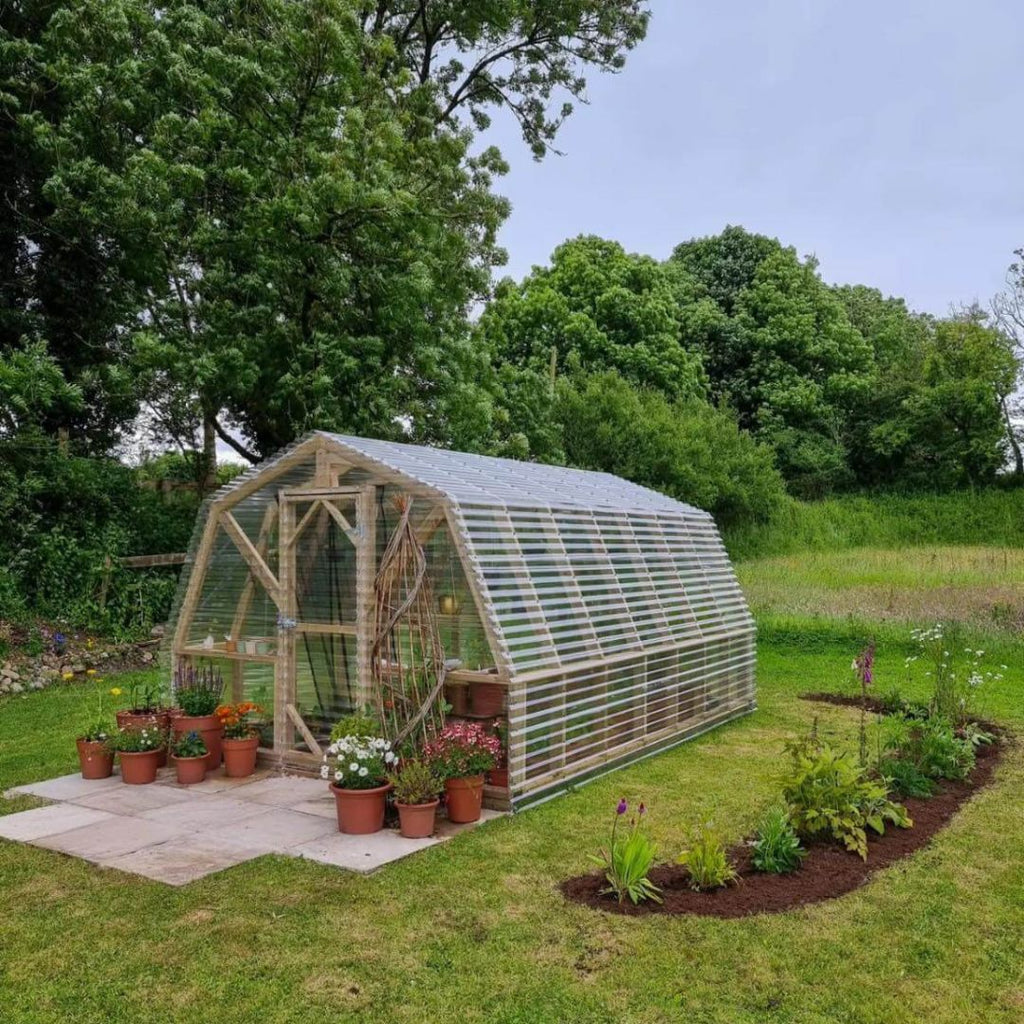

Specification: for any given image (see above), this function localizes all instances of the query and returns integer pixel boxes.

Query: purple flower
[616,798,628,816]
[638,802,646,816]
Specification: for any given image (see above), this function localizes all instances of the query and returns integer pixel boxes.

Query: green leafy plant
[329,710,382,742]
[750,805,805,874]
[172,731,208,759]
[388,758,442,805]
[107,727,164,753]
[878,754,936,798]
[79,720,115,743]
[782,737,911,860]
[677,823,739,890]
[173,663,223,717]
[589,799,662,905]
[907,717,975,781]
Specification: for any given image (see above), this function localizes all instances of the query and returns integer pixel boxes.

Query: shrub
[878,754,936,798]
[388,759,442,805]
[905,717,975,781]
[590,799,662,905]
[751,805,805,874]
[782,737,912,860]
[677,823,739,890]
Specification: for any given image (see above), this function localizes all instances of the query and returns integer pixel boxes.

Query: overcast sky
[484,0,1024,317]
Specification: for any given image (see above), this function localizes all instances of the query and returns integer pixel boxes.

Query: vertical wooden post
[355,484,377,711]
[275,497,296,755]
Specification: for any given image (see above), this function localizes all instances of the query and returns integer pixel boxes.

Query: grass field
[1,544,1023,1023]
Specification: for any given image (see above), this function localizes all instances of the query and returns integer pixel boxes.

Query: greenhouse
[167,431,756,809]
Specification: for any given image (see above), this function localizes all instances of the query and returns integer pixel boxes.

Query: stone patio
[1,769,501,885]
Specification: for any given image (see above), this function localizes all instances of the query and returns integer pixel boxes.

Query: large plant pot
[76,739,113,780]
[331,783,391,835]
[118,749,161,785]
[172,754,207,785]
[445,774,485,823]
[487,766,509,789]
[396,799,439,839]
[172,714,223,771]
[116,709,171,767]
[444,682,470,717]
[222,736,259,778]
[470,682,505,717]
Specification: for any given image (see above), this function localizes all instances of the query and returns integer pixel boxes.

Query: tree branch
[213,417,259,463]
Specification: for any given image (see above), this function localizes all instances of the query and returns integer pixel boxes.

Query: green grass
[724,489,1024,561]
[1,640,1022,1023]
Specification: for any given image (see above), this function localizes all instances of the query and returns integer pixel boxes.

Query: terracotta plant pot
[76,739,114,780]
[172,754,207,785]
[118,749,161,785]
[331,783,391,835]
[396,799,440,839]
[445,774,485,823]
[444,682,469,717]
[172,714,223,771]
[470,682,505,717]
[222,735,259,778]
[116,709,171,767]
[487,766,509,789]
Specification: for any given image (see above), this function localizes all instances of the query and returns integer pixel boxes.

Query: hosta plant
[590,799,662,905]
[677,823,739,891]
[750,805,805,874]
[782,737,911,860]
[321,735,396,789]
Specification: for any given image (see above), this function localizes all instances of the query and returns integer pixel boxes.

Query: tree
[991,250,1024,477]
[480,235,707,404]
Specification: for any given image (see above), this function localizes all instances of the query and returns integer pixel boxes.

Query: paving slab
[235,775,328,807]
[71,784,197,815]
[139,794,268,829]
[0,804,116,843]
[289,797,336,820]
[34,815,187,861]
[100,833,261,886]
[153,768,273,794]
[205,806,337,853]
[292,829,440,872]
[7,772,123,802]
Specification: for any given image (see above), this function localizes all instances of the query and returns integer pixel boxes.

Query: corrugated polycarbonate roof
[320,433,708,518]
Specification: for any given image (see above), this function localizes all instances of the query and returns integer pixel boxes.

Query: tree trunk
[1000,396,1024,477]
[200,409,218,494]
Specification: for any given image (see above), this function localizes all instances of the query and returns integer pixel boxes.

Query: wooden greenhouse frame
[166,432,756,810]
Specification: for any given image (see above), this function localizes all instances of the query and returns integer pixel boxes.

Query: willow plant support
[372,495,447,748]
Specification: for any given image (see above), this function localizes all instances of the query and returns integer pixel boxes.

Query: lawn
[1,628,1021,1024]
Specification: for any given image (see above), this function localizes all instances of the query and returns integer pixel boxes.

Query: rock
[150,624,166,638]
[9,682,23,694]
[70,662,86,674]
[30,679,44,690]
[0,682,10,695]
[141,651,154,663]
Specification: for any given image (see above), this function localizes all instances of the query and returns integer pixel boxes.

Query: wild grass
[724,488,1024,560]
[1,641,1022,1023]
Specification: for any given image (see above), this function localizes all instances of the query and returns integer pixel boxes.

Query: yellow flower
[86,668,96,676]
[62,672,74,680]
[109,687,122,697]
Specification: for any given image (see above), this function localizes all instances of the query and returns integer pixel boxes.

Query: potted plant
[171,664,224,770]
[170,731,208,785]
[388,758,442,838]
[114,677,171,766]
[108,727,164,785]
[425,721,501,823]
[217,702,264,778]
[487,719,509,789]
[320,734,396,834]
[76,677,115,779]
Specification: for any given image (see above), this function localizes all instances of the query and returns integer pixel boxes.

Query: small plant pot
[222,735,259,778]
[172,754,207,785]
[116,709,171,767]
[445,774,485,823]
[76,739,114,780]
[396,799,440,839]
[470,682,505,717]
[224,639,238,653]
[331,783,391,835]
[487,767,509,789]
[118,749,161,785]
[172,714,223,771]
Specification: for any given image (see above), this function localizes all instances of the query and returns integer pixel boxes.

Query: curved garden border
[561,711,1006,919]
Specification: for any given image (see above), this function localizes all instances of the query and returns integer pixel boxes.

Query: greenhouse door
[275,485,376,759]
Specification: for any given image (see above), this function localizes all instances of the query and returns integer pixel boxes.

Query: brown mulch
[800,691,892,714]
[561,730,1005,919]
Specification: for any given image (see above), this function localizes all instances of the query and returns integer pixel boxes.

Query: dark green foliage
[173,665,224,718]
[590,801,662,905]
[878,754,937,798]
[782,737,912,860]
[750,805,806,874]
[172,731,208,759]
